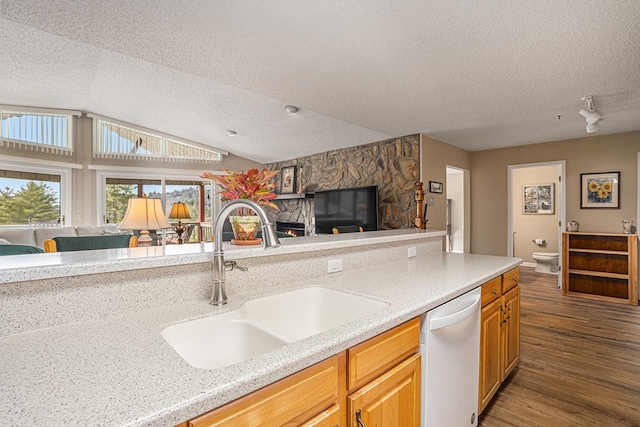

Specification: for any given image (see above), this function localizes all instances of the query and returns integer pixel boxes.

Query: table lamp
[169,202,191,244]
[118,197,172,247]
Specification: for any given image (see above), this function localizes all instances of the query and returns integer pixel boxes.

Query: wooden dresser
[562,232,638,306]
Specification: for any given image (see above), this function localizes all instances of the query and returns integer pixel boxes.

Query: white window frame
[0,155,80,228]
[89,114,228,163]
[92,165,224,227]
[0,105,81,155]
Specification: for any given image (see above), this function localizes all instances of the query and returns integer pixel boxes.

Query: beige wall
[420,135,471,230]
[471,131,640,256]
[512,165,559,263]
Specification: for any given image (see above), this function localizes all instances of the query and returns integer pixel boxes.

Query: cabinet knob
[491,289,497,295]
[356,409,366,427]
[512,276,518,283]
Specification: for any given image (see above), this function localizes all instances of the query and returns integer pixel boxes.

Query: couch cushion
[75,225,119,236]
[34,227,78,247]
[0,229,37,246]
[0,244,45,256]
[53,234,133,252]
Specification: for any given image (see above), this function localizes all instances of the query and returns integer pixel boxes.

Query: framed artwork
[280,165,297,194]
[429,181,443,194]
[523,184,554,214]
[581,171,620,209]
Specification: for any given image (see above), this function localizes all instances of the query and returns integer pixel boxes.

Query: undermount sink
[161,287,388,370]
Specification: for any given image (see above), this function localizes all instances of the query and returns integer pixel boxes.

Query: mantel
[274,193,314,200]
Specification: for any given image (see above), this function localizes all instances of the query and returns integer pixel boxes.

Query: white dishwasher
[420,287,481,427]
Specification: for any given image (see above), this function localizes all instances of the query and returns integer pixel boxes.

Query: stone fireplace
[275,221,306,237]
[266,135,420,235]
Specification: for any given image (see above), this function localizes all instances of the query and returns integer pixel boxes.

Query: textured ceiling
[0,0,639,163]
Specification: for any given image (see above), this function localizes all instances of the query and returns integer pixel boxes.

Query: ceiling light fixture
[227,130,237,136]
[285,105,299,114]
[578,95,603,134]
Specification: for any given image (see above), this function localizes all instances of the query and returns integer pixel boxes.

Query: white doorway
[446,166,470,253]
[508,161,565,288]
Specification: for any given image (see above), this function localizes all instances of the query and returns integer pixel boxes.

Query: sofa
[0,244,45,256]
[0,225,122,249]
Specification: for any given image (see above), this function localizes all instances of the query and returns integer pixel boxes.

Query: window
[0,158,75,227]
[92,116,224,163]
[105,178,161,224]
[97,170,215,244]
[0,106,79,155]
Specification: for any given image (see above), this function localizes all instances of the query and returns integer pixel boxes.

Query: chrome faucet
[211,200,281,305]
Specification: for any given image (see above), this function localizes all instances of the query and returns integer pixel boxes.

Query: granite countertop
[0,228,446,284]
[0,250,520,426]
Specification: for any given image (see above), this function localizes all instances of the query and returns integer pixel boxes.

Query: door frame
[445,165,470,253]
[507,160,565,288]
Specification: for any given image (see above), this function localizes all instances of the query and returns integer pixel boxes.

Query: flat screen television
[314,185,379,234]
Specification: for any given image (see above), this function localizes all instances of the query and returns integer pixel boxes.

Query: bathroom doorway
[446,166,470,253]
[508,161,565,288]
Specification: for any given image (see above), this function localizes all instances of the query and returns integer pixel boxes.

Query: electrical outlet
[328,258,342,273]
[408,246,417,258]
[76,214,83,223]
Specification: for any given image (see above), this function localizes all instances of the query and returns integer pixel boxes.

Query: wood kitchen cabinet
[180,317,421,427]
[347,354,421,427]
[562,232,638,306]
[186,354,343,427]
[347,317,421,427]
[478,267,520,414]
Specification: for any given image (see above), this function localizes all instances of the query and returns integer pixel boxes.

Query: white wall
[512,165,559,263]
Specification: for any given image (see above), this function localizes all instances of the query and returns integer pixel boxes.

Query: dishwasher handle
[429,294,481,331]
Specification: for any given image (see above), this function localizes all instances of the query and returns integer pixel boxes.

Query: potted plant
[200,168,279,244]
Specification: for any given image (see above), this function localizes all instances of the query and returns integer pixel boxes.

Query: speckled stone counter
[0,230,520,426]
[0,229,444,284]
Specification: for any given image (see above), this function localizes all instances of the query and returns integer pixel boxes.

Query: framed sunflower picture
[580,171,620,209]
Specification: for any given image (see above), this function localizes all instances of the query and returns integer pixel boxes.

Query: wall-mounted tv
[314,185,379,234]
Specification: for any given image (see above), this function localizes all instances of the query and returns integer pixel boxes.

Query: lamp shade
[118,198,172,231]
[169,202,191,220]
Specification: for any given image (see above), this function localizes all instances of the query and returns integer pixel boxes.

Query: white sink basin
[161,287,388,369]
[242,287,389,341]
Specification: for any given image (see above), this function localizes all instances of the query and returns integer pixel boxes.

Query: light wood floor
[479,267,640,427]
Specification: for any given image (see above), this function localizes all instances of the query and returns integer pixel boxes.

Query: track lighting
[579,96,602,134]
[586,122,601,134]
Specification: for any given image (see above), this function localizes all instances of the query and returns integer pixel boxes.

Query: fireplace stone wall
[266,135,420,235]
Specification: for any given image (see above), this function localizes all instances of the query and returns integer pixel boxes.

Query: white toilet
[532,252,559,274]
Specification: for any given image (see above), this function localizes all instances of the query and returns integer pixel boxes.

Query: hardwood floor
[479,267,640,427]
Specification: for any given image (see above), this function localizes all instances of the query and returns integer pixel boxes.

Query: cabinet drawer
[481,276,502,307]
[502,267,520,293]
[347,317,419,391]
[189,355,340,427]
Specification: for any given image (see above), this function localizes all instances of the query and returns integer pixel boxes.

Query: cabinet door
[501,285,521,379]
[478,297,502,414]
[348,353,421,427]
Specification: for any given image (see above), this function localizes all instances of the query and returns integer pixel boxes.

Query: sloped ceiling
[0,0,639,163]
